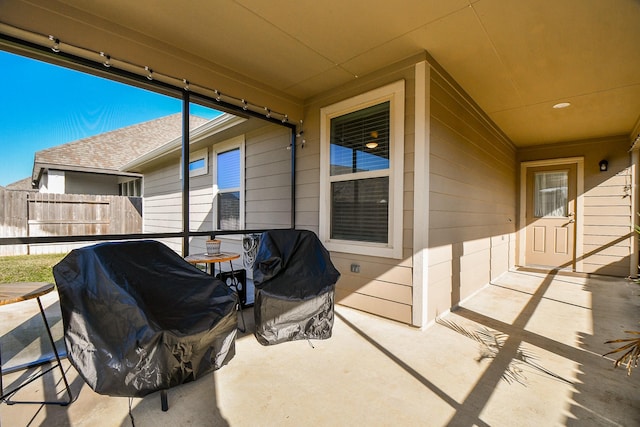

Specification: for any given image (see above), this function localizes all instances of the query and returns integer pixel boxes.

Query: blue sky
[0,50,220,187]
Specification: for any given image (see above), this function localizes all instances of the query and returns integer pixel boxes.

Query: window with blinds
[216,148,241,230]
[329,101,390,243]
[320,80,404,258]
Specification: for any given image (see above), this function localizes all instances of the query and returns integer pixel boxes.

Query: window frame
[179,147,209,179]
[319,80,405,259]
[188,148,208,177]
[212,135,245,234]
[533,170,569,218]
[118,177,142,196]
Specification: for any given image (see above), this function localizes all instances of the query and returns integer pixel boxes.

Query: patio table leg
[228,261,246,333]
[1,296,73,406]
[161,389,168,411]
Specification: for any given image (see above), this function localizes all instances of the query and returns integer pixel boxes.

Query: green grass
[0,253,67,283]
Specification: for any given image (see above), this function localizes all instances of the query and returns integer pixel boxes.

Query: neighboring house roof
[121,113,246,172]
[32,114,209,183]
[5,177,37,191]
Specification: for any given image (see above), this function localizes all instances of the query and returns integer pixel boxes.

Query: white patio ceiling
[1,0,639,147]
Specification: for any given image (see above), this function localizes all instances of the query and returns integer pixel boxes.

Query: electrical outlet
[350,263,360,273]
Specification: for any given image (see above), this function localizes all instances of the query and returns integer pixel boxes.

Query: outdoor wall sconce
[599,159,608,172]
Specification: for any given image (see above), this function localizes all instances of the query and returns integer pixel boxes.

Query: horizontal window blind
[217,149,240,189]
[331,177,389,243]
[218,191,240,230]
[217,148,241,230]
[330,102,390,176]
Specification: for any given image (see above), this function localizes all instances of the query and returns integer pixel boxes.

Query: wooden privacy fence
[0,188,142,256]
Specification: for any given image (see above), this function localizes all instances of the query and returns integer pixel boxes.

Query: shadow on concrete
[452,270,640,426]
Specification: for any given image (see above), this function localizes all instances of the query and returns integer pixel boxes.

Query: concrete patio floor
[1,269,639,426]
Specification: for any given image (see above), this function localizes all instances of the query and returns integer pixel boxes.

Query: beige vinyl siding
[295,143,321,232]
[142,161,183,252]
[333,253,413,323]
[294,104,321,232]
[304,56,420,324]
[245,125,292,230]
[403,79,416,261]
[583,167,633,276]
[141,122,292,255]
[518,136,632,276]
[428,70,517,320]
[142,159,213,253]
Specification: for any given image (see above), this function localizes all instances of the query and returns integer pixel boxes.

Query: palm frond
[437,318,571,385]
[603,330,640,376]
[436,318,485,342]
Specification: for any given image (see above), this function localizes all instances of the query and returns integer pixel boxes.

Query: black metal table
[0,282,72,406]
[185,252,246,333]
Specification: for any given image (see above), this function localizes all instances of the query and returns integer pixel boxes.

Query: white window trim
[320,80,405,259]
[179,147,209,178]
[212,135,245,237]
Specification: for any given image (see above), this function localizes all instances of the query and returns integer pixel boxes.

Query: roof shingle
[34,114,209,175]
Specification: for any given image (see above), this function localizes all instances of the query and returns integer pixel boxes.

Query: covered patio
[1,269,638,426]
[1,2,640,425]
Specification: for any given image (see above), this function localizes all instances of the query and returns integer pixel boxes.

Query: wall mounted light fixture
[599,159,608,172]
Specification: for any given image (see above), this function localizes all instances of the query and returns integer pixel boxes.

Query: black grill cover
[53,240,237,397]
[253,230,340,345]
